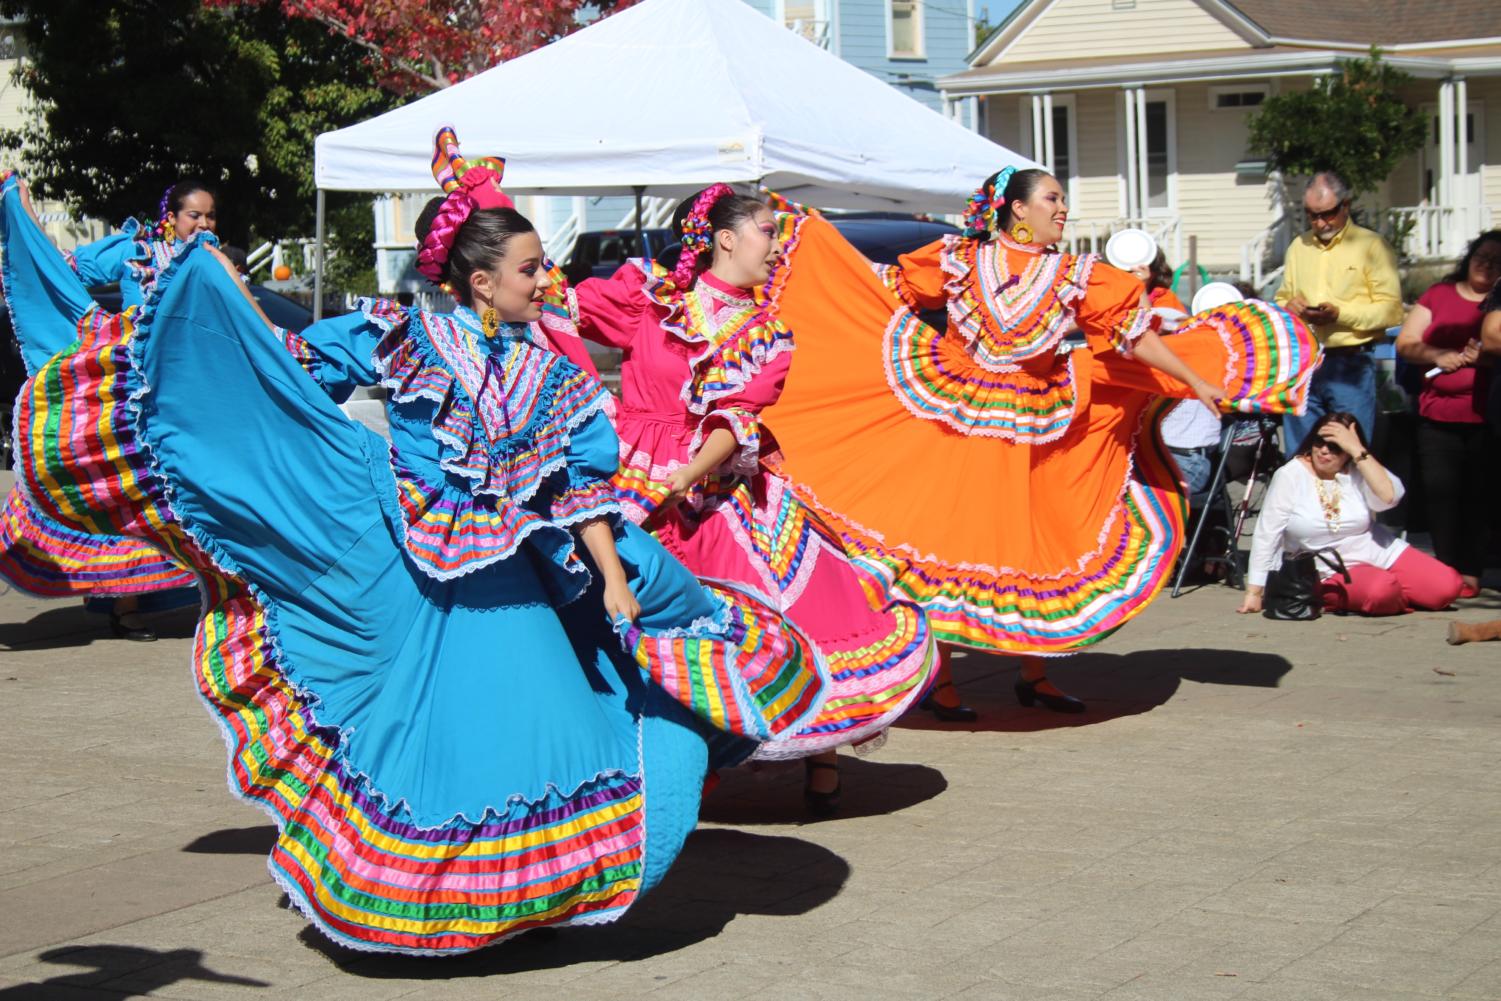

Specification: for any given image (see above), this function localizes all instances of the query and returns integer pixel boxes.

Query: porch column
[1123,87,1139,218]
[1041,92,1055,172]
[1437,80,1454,208]
[967,95,981,134]
[1456,76,1470,240]
[1133,85,1150,219]
[1031,93,1046,167]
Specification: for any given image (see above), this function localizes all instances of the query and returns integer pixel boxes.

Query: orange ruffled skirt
[762,217,1319,655]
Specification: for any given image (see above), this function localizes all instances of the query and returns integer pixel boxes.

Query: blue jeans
[1171,448,1214,498]
[1284,348,1376,454]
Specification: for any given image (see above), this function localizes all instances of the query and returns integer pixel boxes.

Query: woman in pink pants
[1239,412,1462,616]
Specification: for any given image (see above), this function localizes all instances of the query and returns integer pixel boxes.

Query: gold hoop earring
[1009,222,1034,245]
[481,307,500,337]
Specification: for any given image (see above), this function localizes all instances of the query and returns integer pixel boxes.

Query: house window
[890,0,924,58]
[1210,86,1268,110]
[1052,105,1073,192]
[1144,99,1170,210]
[1432,113,1477,145]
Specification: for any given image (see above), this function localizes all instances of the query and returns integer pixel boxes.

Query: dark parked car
[561,228,675,286]
[649,212,960,274]
[825,212,959,265]
[88,282,315,333]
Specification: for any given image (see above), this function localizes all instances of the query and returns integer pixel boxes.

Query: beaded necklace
[1313,475,1342,533]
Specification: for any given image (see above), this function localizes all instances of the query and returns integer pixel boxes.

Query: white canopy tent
[310,0,1035,312]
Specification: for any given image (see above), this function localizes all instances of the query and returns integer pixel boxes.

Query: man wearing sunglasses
[1275,170,1404,448]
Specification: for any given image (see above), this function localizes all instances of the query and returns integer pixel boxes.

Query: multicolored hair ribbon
[670,182,736,288]
[155,184,177,243]
[416,125,516,284]
[960,165,1016,239]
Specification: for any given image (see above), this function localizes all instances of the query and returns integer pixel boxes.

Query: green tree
[0,0,396,261]
[1247,48,1425,197]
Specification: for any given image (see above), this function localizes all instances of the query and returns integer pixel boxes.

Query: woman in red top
[1395,229,1501,597]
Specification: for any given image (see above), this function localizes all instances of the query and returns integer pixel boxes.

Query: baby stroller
[1171,415,1282,595]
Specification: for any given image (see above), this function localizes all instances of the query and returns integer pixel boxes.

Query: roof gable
[971,0,1501,68]
[975,0,1264,67]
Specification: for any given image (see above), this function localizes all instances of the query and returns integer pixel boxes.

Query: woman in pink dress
[567,185,937,814]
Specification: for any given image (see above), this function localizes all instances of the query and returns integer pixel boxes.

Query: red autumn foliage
[206,0,637,91]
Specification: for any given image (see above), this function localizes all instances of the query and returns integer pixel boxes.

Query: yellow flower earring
[1009,221,1034,244]
[481,306,500,337]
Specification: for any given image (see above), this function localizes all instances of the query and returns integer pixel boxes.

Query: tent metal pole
[632,185,645,251]
[313,189,327,322]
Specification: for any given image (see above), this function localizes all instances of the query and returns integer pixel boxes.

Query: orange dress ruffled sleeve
[1074,261,1153,357]
[884,240,949,311]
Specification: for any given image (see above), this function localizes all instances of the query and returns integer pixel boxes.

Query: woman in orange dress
[760,167,1319,714]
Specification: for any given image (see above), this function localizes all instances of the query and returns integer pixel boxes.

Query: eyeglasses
[1305,203,1348,224]
[1310,440,1344,455]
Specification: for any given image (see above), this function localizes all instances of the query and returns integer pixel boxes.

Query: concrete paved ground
[2,557,1499,1000]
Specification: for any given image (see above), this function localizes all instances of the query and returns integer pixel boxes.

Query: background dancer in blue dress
[68,179,217,308]
[0,174,196,638]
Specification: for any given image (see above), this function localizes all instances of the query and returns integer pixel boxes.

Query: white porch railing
[246,238,321,278]
[1060,216,1182,265]
[1385,204,1495,261]
[615,195,676,232]
[786,18,831,48]
[544,211,584,263]
[1238,212,1294,291]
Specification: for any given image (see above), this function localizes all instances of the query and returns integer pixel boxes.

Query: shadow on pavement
[182,825,278,856]
[0,945,269,998]
[298,828,848,977]
[0,603,196,651]
[898,646,1294,735]
[0,604,107,651]
[699,755,946,826]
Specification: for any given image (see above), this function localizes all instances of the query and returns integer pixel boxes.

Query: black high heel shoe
[1015,677,1085,714]
[918,680,978,722]
[803,759,841,817]
[110,612,157,642]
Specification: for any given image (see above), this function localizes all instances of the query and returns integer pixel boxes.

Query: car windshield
[250,287,313,332]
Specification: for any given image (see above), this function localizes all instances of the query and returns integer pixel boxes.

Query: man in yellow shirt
[1275,170,1404,446]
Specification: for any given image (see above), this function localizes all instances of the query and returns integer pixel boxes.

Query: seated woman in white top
[1239,412,1462,616]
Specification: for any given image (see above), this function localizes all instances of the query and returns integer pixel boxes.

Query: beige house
[938,0,1501,288]
[0,18,107,251]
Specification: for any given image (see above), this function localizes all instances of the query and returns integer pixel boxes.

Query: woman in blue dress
[68,179,217,308]
[0,174,196,636]
[10,130,829,954]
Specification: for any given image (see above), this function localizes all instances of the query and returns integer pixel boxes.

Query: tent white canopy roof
[313,0,1034,213]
